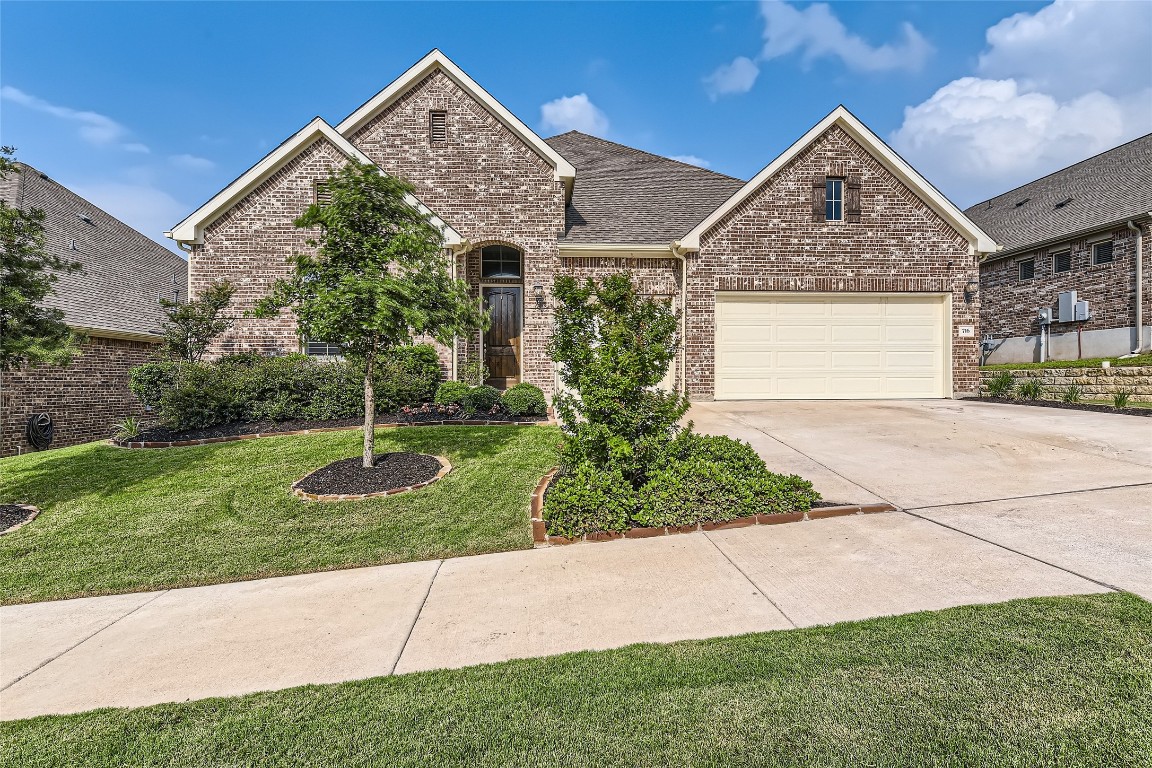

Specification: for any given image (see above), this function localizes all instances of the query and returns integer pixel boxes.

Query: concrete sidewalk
[0,511,1105,720]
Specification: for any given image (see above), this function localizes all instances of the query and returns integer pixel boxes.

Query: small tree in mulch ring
[253,162,486,468]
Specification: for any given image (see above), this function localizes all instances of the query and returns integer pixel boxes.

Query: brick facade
[979,222,1151,340]
[1,335,156,457]
[691,125,979,397]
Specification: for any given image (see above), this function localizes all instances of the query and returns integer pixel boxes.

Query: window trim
[1018,258,1035,281]
[1051,249,1072,274]
[480,244,523,280]
[1092,240,1114,265]
[825,177,844,222]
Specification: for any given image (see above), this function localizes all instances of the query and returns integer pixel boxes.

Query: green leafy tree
[159,280,235,362]
[549,273,690,487]
[0,147,81,371]
[254,162,485,467]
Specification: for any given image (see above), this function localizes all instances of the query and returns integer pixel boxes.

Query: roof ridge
[546,131,745,183]
[966,132,1152,212]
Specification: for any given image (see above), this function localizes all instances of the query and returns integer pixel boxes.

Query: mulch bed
[131,405,547,443]
[980,397,1151,417]
[1,504,38,533]
[294,452,443,496]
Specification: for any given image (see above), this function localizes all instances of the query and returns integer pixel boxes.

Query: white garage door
[715,293,948,400]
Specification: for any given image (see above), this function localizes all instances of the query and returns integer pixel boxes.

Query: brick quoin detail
[689,125,980,399]
[1,336,156,457]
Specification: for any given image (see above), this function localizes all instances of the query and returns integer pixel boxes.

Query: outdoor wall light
[533,284,545,308]
[964,279,979,303]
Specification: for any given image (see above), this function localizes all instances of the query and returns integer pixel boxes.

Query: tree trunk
[363,353,375,468]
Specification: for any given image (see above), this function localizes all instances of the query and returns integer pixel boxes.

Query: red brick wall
[194,138,351,357]
[979,222,1151,339]
[1,335,156,457]
[347,70,566,391]
[692,125,980,398]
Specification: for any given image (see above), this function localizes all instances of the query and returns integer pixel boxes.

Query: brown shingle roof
[1,163,188,338]
[964,133,1152,256]
[544,132,745,245]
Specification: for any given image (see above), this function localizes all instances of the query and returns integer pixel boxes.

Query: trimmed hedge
[545,433,820,537]
[129,346,442,431]
[500,383,548,417]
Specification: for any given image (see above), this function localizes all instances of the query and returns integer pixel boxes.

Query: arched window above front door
[480,245,522,279]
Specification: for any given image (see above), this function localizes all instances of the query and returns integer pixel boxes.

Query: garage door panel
[715,294,946,400]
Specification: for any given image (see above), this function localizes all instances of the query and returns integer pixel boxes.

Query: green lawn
[3,593,1149,767]
[0,426,559,605]
[981,352,1152,370]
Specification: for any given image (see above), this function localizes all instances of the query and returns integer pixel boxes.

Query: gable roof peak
[335,49,576,185]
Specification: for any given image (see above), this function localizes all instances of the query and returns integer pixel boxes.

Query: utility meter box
[1037,307,1053,325]
[1058,290,1077,322]
[1074,300,1090,321]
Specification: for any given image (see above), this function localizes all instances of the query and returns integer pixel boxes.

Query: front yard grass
[981,352,1152,370]
[0,426,559,605]
[2,592,1149,767]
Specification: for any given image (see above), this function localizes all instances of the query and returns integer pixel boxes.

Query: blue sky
[2,1,1149,254]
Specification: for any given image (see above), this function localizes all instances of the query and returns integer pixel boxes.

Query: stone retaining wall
[979,365,1152,402]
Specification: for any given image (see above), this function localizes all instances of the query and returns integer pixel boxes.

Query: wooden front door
[483,286,521,388]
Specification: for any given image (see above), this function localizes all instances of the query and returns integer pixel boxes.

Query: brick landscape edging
[110,416,556,449]
[291,455,452,502]
[529,467,898,546]
[1,504,40,535]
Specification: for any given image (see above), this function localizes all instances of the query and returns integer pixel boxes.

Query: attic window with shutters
[1093,240,1114,265]
[1052,250,1072,273]
[429,110,448,144]
[825,178,844,221]
[313,180,332,206]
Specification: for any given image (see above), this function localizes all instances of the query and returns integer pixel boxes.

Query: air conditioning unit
[1058,290,1077,322]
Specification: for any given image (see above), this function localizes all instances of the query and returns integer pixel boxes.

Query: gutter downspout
[671,241,689,395]
[1127,218,1147,354]
[448,240,471,381]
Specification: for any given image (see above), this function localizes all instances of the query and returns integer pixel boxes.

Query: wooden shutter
[812,176,827,222]
[846,174,861,223]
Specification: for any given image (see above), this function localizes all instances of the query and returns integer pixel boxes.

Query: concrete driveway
[691,399,1152,598]
[1,399,1145,720]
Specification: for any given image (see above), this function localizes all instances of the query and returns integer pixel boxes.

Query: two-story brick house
[967,134,1152,363]
[167,50,996,401]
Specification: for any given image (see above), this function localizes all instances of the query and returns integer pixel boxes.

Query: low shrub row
[433,381,548,417]
[130,346,442,431]
[983,371,1136,408]
[543,432,820,538]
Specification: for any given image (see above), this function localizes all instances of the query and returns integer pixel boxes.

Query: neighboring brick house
[167,50,996,401]
[0,163,188,457]
[966,135,1152,363]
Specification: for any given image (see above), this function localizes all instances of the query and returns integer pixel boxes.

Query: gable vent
[314,180,332,206]
[429,110,447,144]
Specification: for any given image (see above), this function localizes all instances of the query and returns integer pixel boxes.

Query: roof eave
[979,211,1152,263]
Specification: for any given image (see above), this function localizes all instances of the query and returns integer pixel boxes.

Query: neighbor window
[1018,258,1035,280]
[825,178,844,221]
[1052,250,1072,273]
[481,244,522,278]
[305,341,342,357]
[1093,240,1114,264]
[429,110,447,144]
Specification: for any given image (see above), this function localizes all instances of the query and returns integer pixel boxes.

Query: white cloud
[170,153,215,171]
[893,0,1152,205]
[669,155,711,168]
[65,180,187,252]
[540,94,610,137]
[0,85,149,153]
[759,0,932,73]
[704,56,760,100]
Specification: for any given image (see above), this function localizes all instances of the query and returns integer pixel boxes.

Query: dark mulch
[294,452,443,496]
[1,504,36,532]
[131,405,547,443]
[980,397,1151,417]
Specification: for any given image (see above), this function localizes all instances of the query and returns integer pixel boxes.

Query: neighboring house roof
[679,106,998,254]
[167,118,461,246]
[0,163,187,340]
[964,133,1152,258]
[336,49,576,189]
[545,132,745,245]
